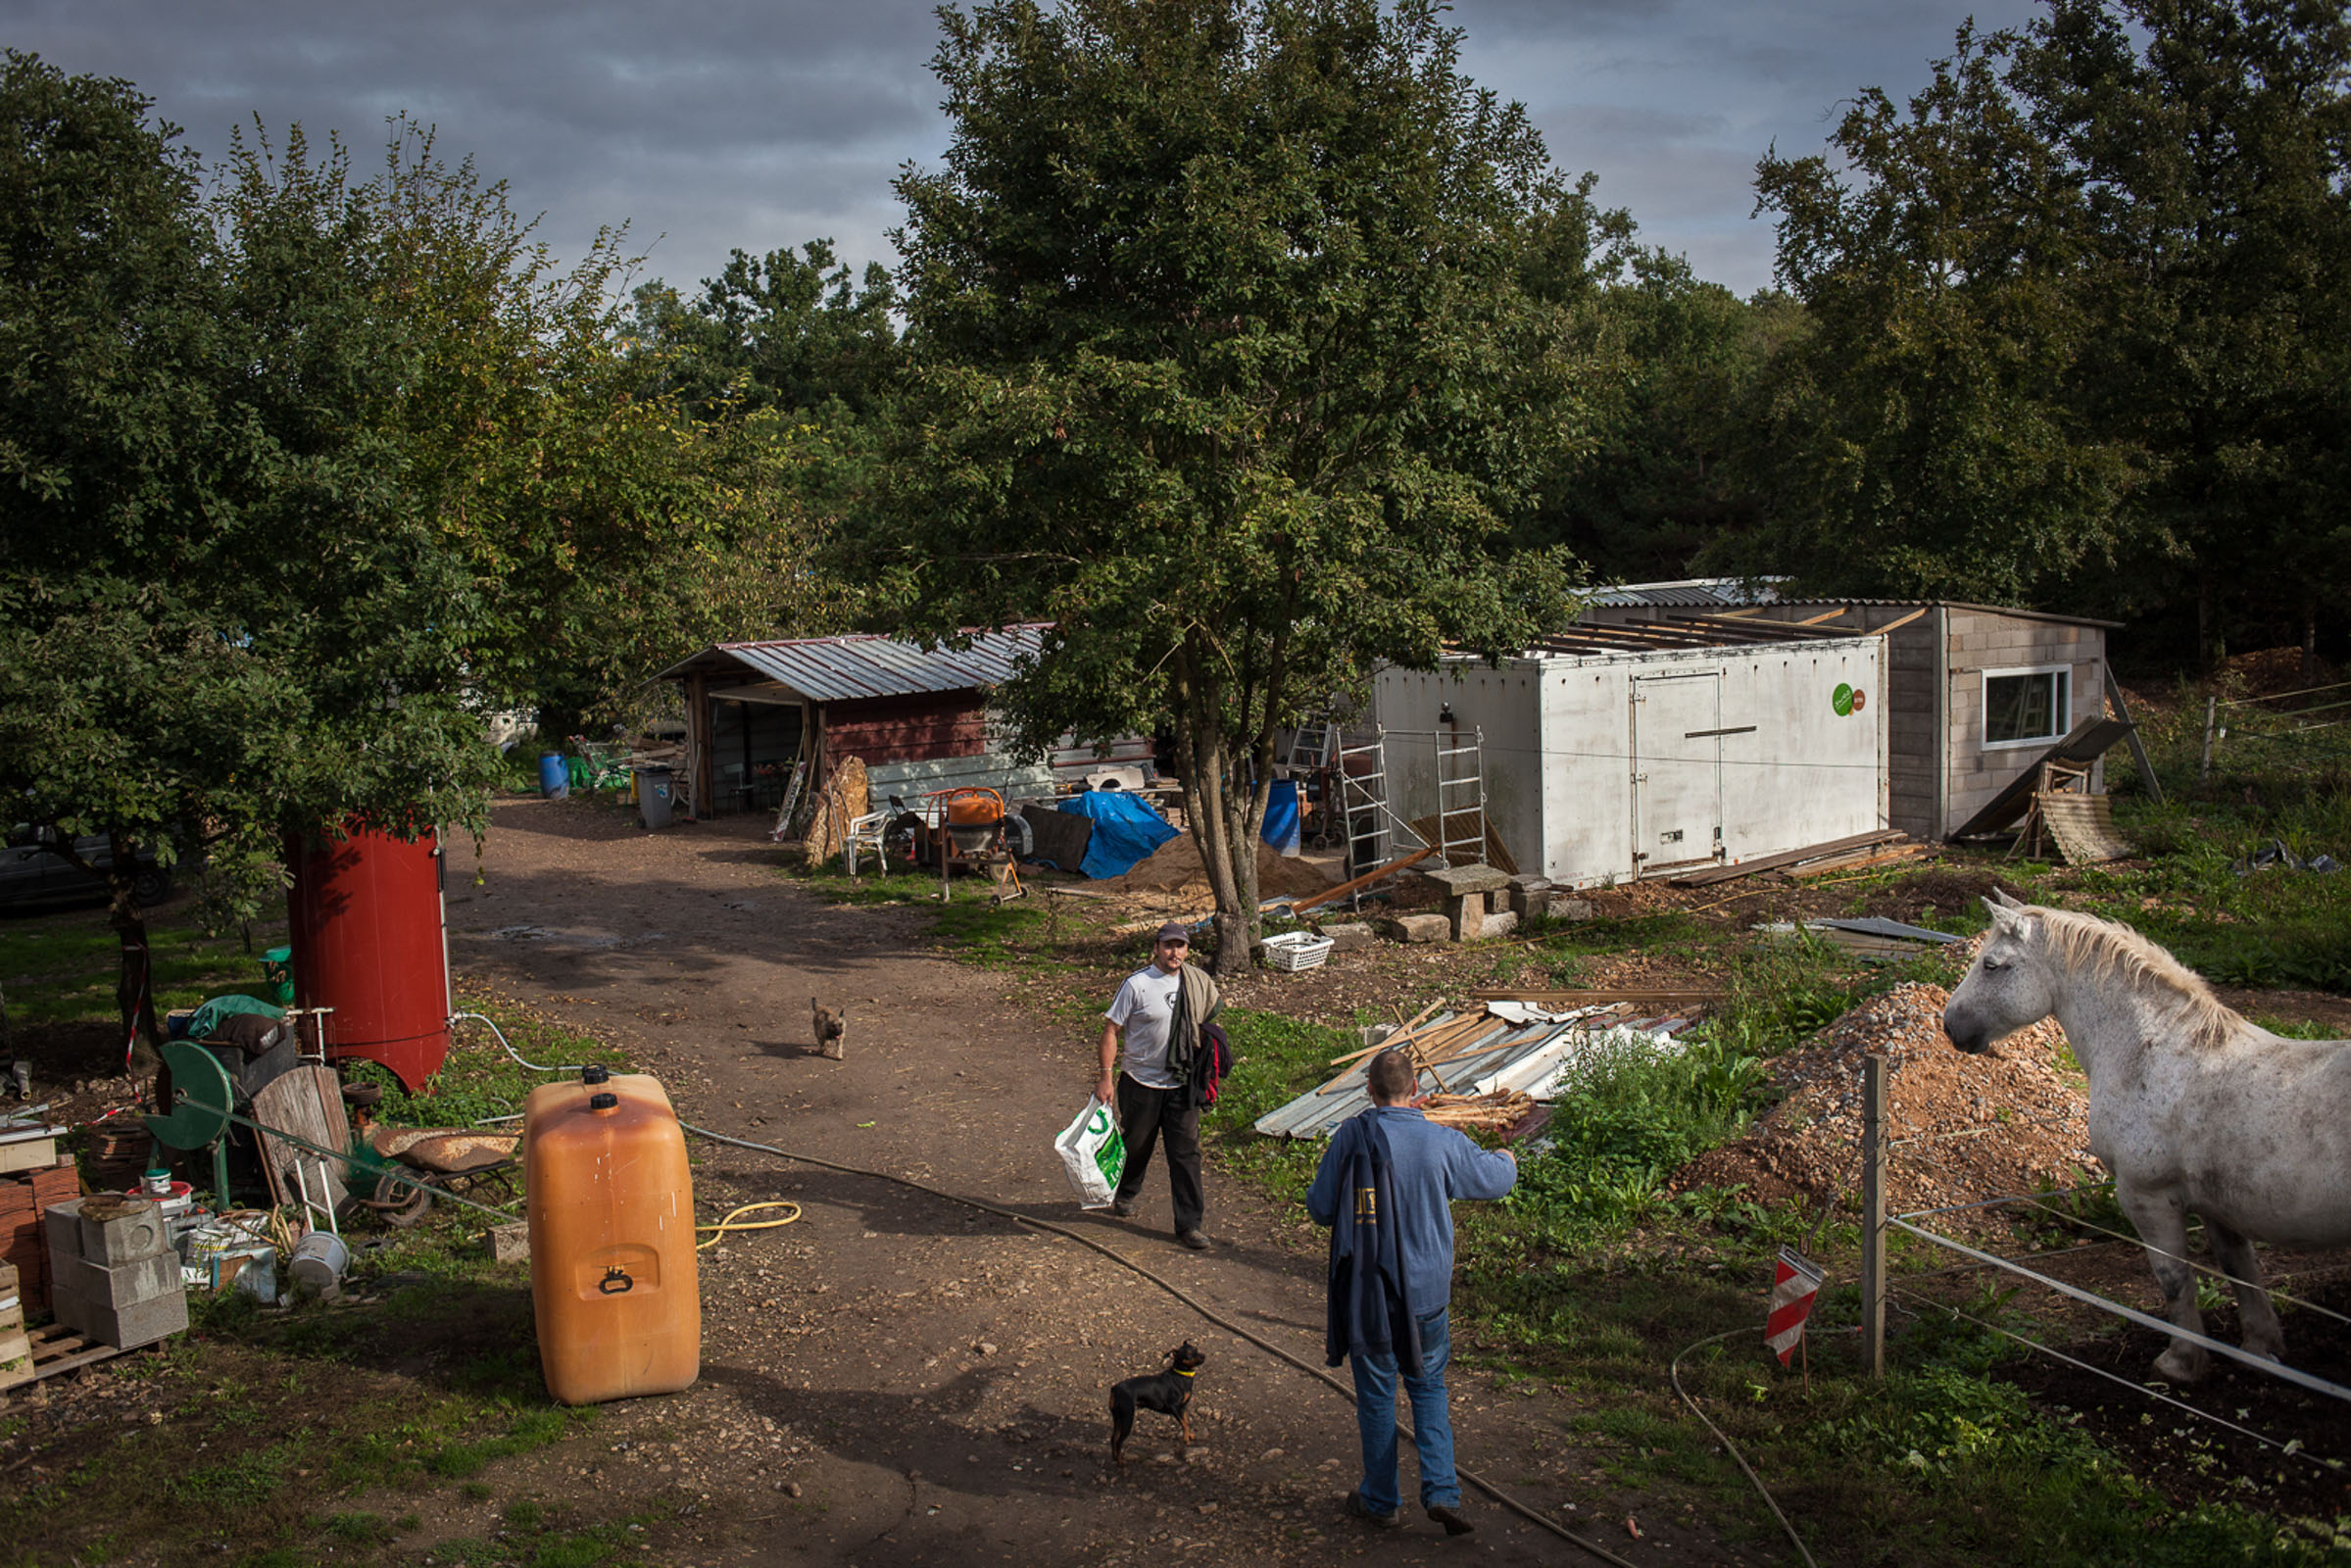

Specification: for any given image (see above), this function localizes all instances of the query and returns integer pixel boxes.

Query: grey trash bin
[634,765,675,829]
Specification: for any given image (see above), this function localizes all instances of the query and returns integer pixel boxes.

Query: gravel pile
[1672,977,2096,1224]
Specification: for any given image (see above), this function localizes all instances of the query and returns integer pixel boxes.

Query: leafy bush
[1507,1031,1765,1237]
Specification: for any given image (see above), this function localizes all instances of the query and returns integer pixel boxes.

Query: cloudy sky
[8,0,2041,300]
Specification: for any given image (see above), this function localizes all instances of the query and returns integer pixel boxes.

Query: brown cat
[811,998,846,1060]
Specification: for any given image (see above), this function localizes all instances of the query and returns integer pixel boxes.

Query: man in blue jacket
[1306,1047,1517,1536]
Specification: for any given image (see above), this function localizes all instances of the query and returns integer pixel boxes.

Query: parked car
[0,825,172,909]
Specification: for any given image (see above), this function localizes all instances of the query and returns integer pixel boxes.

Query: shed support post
[1861,1052,1887,1379]
[2199,697,2218,781]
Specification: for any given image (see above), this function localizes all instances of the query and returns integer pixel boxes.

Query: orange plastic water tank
[524,1067,700,1405]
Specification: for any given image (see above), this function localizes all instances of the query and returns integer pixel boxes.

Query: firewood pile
[1418,1091,1535,1133]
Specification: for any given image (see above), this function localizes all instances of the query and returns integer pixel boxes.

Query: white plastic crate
[1259,931,1336,972]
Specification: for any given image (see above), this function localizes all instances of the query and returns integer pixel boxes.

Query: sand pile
[1671,977,2096,1222]
[1106,837,1337,901]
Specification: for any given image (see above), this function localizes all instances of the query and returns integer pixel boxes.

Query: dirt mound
[2225,646,2339,699]
[1671,976,2094,1225]
[1106,836,1337,900]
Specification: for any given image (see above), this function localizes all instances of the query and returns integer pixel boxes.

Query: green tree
[629,240,901,420]
[0,62,809,1067]
[1722,21,2145,603]
[2015,0,2351,666]
[873,0,1584,968]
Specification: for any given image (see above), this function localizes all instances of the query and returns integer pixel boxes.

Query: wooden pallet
[2,1322,138,1388]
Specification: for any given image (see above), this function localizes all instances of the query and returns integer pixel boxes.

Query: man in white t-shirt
[1097,920,1221,1250]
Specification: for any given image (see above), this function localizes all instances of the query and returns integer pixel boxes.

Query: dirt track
[432,797,1738,1566]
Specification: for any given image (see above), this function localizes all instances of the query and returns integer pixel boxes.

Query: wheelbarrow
[354,1125,521,1227]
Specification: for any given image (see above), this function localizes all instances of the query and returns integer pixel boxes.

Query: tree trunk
[110,888,160,1076]
[1170,644,1267,978]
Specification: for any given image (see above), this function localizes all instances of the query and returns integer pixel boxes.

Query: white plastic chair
[843,809,891,876]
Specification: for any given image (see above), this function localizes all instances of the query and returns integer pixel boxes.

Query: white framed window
[1981,664,2073,750]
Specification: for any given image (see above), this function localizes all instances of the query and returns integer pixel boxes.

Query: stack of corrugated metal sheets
[1251,1008,1699,1141]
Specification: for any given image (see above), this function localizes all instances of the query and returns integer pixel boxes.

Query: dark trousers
[1114,1073,1203,1231]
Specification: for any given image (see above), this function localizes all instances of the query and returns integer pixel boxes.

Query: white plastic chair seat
[843,809,891,876]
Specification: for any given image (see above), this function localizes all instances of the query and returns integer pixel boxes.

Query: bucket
[288,1229,350,1296]
[539,753,569,800]
[260,945,295,1004]
[634,766,674,830]
[141,1167,173,1198]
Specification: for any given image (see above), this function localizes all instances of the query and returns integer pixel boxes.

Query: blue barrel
[1261,779,1301,855]
[539,753,569,800]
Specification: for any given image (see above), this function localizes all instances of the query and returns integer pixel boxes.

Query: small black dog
[1109,1342,1207,1465]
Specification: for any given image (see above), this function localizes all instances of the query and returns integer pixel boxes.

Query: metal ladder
[1286,712,1341,773]
[1437,727,1488,867]
[1336,729,1428,906]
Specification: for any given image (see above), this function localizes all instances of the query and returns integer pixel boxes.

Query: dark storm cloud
[6,0,2045,297]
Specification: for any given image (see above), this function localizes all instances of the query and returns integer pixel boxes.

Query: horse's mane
[2029,906,2244,1048]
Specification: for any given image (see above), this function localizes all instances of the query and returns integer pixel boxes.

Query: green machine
[143,1041,237,1203]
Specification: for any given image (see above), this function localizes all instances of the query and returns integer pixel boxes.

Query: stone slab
[51,1280,186,1348]
[1387,912,1450,944]
[1477,909,1521,942]
[1419,862,1510,897]
[1506,874,1552,894]
[52,1248,181,1309]
[1543,896,1595,922]
[1318,921,1376,953]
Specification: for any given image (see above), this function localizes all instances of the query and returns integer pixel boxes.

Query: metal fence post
[2200,696,2218,781]
[1861,1053,1887,1378]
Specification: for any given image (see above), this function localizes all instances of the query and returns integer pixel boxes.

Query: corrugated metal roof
[1584,577,1788,608]
[1581,580,2120,629]
[659,627,1047,704]
[1251,1012,1696,1140]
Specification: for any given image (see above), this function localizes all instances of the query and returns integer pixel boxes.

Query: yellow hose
[695,1200,803,1250]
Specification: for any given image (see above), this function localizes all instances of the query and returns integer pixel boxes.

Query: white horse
[1942,892,2351,1384]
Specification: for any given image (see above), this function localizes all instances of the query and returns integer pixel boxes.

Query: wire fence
[1849,1054,2351,1488]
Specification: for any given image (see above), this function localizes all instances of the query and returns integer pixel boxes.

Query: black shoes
[1109,1197,1137,1217]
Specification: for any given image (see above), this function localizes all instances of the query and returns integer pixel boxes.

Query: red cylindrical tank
[288,823,451,1090]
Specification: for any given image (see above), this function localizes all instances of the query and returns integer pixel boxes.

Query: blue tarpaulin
[1059,790,1180,880]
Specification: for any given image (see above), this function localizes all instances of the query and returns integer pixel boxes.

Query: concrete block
[1506,877,1553,919]
[488,1222,530,1265]
[1387,912,1450,944]
[75,1198,170,1265]
[52,1248,181,1308]
[1543,896,1595,922]
[1477,909,1520,941]
[51,1280,186,1348]
[42,1202,81,1263]
[1447,892,1485,942]
[1319,921,1376,953]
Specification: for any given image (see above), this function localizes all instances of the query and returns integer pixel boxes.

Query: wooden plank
[1289,844,1440,913]
[2102,665,2164,805]
[1788,844,1928,879]
[1324,1003,1456,1067]
[249,1066,352,1214]
[1668,829,1903,887]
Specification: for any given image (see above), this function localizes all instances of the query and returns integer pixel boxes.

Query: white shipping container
[1372,636,1887,888]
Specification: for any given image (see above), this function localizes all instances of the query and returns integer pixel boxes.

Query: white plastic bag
[1055,1096,1127,1208]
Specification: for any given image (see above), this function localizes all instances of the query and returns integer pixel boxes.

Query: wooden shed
[1581,582,2122,842]
[655,628,1151,817]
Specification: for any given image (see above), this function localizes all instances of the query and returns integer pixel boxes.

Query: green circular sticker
[1832,683,1854,717]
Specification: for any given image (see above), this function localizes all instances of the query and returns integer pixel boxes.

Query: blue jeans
[1348,1305,1457,1513]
